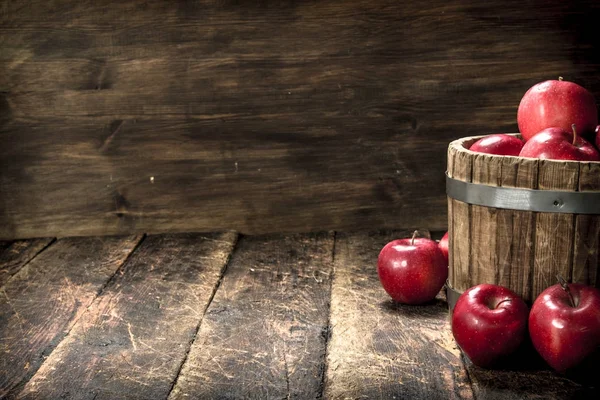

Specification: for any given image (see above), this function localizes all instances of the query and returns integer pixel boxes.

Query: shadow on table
[465,339,599,399]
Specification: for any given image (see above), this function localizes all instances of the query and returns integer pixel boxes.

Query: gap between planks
[0,237,56,289]
[313,230,338,400]
[165,233,240,398]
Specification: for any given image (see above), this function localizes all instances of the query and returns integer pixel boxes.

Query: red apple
[519,125,600,161]
[469,134,524,156]
[438,231,449,266]
[529,280,600,373]
[452,284,529,368]
[517,78,598,142]
[377,232,447,304]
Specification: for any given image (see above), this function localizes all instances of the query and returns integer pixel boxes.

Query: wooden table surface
[0,231,597,399]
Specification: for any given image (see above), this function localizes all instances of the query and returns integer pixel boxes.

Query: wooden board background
[2,0,600,239]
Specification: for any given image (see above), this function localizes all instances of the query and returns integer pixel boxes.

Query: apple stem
[495,299,512,308]
[557,275,576,308]
[559,76,563,81]
[572,124,578,146]
[411,230,418,245]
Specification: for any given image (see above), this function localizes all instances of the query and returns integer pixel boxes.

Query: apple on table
[529,278,600,373]
[377,231,447,305]
[451,284,529,368]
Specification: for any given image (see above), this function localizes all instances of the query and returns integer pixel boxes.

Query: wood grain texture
[0,238,54,287]
[169,232,334,400]
[2,0,600,238]
[325,230,473,400]
[0,118,445,239]
[532,160,580,297]
[470,153,502,287]
[448,144,473,292]
[17,232,237,400]
[0,235,141,399]
[573,163,600,287]
[497,156,538,300]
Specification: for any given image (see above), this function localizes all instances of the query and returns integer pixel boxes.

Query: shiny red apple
[469,134,524,156]
[517,78,598,142]
[519,126,600,161]
[438,231,449,266]
[529,280,600,373]
[452,284,529,368]
[377,232,447,304]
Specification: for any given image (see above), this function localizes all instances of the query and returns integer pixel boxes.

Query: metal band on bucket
[445,285,461,312]
[446,173,600,214]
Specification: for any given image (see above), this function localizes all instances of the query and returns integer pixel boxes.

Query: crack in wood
[99,120,125,153]
[165,232,240,399]
[317,231,336,399]
[282,338,291,400]
[0,238,56,289]
[127,322,137,352]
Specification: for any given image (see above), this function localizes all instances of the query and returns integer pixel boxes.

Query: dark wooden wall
[1,0,599,240]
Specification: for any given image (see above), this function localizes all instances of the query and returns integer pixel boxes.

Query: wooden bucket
[446,134,600,308]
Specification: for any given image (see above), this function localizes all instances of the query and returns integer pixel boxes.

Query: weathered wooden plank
[0,58,587,99]
[325,230,473,399]
[3,0,600,238]
[169,232,334,400]
[573,162,600,287]
[17,232,237,400]
[497,156,538,302]
[0,238,54,287]
[0,235,142,399]
[1,1,597,70]
[0,118,447,240]
[533,160,580,299]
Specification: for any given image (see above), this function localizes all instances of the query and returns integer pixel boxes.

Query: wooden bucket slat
[448,142,473,291]
[533,160,580,297]
[573,163,600,286]
[497,156,538,300]
[471,153,503,290]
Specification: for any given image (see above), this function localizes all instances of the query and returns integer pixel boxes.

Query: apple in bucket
[519,125,600,161]
[517,78,598,142]
[469,134,524,156]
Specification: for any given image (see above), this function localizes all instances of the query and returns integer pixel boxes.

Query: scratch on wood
[96,64,107,90]
[281,338,291,400]
[1,288,26,334]
[205,348,235,379]
[139,340,172,358]
[99,120,125,153]
[127,322,137,351]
